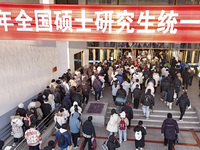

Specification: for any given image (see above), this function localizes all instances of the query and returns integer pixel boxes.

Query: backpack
[58,133,66,146]
[119,118,125,130]
[24,114,33,127]
[135,131,142,141]
[82,84,89,95]
[93,80,98,90]
[144,95,151,103]
[12,122,20,133]
[102,141,108,150]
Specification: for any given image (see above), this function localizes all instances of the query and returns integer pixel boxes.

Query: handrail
[13,109,56,150]
[0,122,11,141]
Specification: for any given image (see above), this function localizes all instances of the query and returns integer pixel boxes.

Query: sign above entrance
[0,3,200,43]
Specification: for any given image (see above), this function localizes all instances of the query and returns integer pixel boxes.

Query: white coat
[70,101,82,115]
[106,113,119,133]
[111,82,120,96]
[11,116,23,138]
[54,114,67,130]
[48,94,55,110]
[153,73,160,87]
[122,81,130,96]
[131,81,141,92]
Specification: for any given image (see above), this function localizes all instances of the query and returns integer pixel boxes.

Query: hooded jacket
[56,128,72,148]
[16,103,26,117]
[167,85,175,103]
[176,93,190,108]
[82,120,96,138]
[111,81,120,96]
[107,135,120,150]
[11,116,23,138]
[41,101,52,117]
[70,101,82,115]
[106,113,119,133]
[69,112,80,134]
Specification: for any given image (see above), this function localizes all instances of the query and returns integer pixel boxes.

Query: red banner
[0,3,200,42]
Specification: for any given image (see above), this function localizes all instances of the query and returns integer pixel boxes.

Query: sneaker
[77,137,80,141]
[12,143,16,147]
[185,89,187,92]
[74,146,79,149]
[146,117,149,120]
[164,145,167,149]
[100,95,103,98]
[160,98,163,101]
[97,100,100,102]
[179,119,183,122]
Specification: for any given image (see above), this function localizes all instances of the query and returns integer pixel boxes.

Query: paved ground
[43,77,200,150]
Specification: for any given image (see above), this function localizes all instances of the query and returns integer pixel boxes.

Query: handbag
[174,134,179,145]
[91,138,97,150]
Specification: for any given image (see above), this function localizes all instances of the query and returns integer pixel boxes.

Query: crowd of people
[4,50,196,150]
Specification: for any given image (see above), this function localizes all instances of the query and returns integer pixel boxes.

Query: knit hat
[18,103,24,108]
[120,111,126,118]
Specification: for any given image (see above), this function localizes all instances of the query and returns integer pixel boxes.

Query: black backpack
[58,132,66,146]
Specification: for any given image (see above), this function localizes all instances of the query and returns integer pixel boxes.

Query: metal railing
[13,109,56,150]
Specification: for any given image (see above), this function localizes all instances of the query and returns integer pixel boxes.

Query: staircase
[106,107,200,130]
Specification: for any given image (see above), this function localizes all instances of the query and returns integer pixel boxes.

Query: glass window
[109,49,114,58]
[89,49,93,61]
[110,42,115,47]
[102,0,117,4]
[194,51,200,63]
[156,0,173,5]
[187,51,193,63]
[103,49,108,60]
[119,0,137,5]
[95,49,100,60]
[74,52,82,71]
[87,0,100,4]
[172,43,181,49]
[177,0,193,4]
[138,0,156,5]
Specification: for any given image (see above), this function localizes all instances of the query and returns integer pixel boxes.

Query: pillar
[93,49,95,64]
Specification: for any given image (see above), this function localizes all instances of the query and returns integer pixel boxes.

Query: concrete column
[85,49,89,67]
[185,51,188,63]
[100,49,103,62]
[107,49,109,60]
[191,51,195,65]
[79,0,86,4]
[40,0,54,4]
[93,49,95,64]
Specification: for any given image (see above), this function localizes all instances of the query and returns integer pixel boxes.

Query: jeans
[109,132,117,136]
[83,137,92,150]
[29,144,39,150]
[118,129,127,143]
[83,94,89,104]
[142,105,150,118]
[180,106,186,120]
[161,91,167,101]
[95,91,101,100]
[61,148,68,150]
[71,132,79,147]
[116,106,123,114]
[164,138,174,150]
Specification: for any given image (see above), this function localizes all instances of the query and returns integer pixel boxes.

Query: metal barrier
[13,109,56,150]
[0,123,12,141]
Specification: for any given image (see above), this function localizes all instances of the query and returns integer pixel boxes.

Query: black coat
[82,120,96,138]
[107,135,120,150]
[41,103,51,116]
[161,118,179,140]
[174,77,181,93]
[133,88,142,99]
[167,86,175,102]
[116,88,126,99]
[176,93,190,108]
[122,104,133,120]
[16,108,26,117]
[161,77,170,91]
[181,70,190,82]
[134,125,147,147]
[141,92,154,107]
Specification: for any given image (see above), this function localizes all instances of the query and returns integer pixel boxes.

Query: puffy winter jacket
[176,93,190,108]
[106,113,119,133]
[69,112,80,134]
[161,118,179,140]
[11,116,23,138]
[82,120,96,138]
[56,129,72,148]
[141,92,154,107]
[107,135,120,150]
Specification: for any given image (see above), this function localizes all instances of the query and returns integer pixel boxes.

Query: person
[56,123,72,150]
[54,110,67,131]
[93,76,102,102]
[115,85,127,113]
[41,98,52,119]
[82,116,96,150]
[133,84,142,109]
[10,113,23,147]
[107,135,120,150]
[44,140,55,150]
[25,123,42,150]
[188,67,195,86]
[141,89,154,120]
[106,109,119,137]
[122,101,133,128]
[116,111,129,144]
[49,79,57,94]
[176,92,191,121]
[133,120,147,150]
[111,78,120,101]
[69,112,80,149]
[0,140,4,150]
[166,84,175,110]
[16,103,26,117]
[181,68,190,92]
[161,76,170,103]
[82,80,91,105]
[173,75,181,99]
[24,109,38,130]
[161,113,179,150]
[70,101,82,115]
